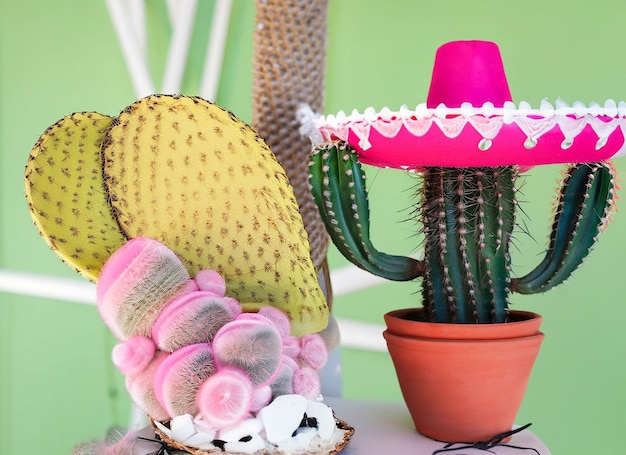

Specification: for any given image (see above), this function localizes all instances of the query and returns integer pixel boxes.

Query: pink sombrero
[300,40,626,170]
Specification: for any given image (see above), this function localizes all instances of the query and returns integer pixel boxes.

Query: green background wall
[1,1,625,453]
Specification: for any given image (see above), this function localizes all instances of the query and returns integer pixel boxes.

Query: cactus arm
[511,162,616,294]
[541,161,616,289]
[309,141,424,281]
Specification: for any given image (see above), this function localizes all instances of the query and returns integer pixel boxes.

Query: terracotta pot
[383,308,544,443]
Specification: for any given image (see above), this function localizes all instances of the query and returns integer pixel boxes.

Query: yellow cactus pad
[103,95,328,335]
[25,112,128,281]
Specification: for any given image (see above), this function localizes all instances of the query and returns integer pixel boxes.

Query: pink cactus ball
[292,365,321,400]
[111,335,156,376]
[258,306,291,337]
[268,358,296,399]
[251,384,272,412]
[299,334,328,370]
[221,296,244,318]
[212,318,283,387]
[197,368,253,429]
[282,335,302,359]
[126,351,170,421]
[96,237,194,340]
[153,343,216,417]
[194,269,227,296]
[152,291,236,352]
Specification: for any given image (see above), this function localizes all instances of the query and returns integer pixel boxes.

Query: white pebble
[184,432,218,450]
[224,433,267,454]
[258,394,307,443]
[218,417,263,442]
[305,400,336,441]
[160,415,217,450]
[276,427,317,452]
[169,414,197,441]
[193,419,217,439]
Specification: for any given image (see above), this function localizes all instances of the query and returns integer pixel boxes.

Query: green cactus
[309,140,617,323]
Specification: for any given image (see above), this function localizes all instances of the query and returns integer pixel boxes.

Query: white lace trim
[299,99,626,155]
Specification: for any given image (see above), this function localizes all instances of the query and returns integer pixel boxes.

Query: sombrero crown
[303,40,626,170]
[427,40,512,109]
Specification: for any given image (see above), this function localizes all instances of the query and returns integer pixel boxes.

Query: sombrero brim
[302,100,626,171]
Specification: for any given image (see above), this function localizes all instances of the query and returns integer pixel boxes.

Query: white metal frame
[0,267,387,352]
[104,0,232,100]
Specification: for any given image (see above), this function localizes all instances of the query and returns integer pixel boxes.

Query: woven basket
[150,416,354,455]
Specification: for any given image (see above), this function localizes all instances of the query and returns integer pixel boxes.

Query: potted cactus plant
[305,40,623,443]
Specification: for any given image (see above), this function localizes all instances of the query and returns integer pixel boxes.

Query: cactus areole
[306,40,620,323]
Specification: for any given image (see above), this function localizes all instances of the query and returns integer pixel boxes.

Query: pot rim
[384,308,543,341]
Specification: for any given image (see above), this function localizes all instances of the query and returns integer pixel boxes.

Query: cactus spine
[309,141,617,323]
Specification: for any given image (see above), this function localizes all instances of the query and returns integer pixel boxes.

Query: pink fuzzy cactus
[197,368,254,429]
[112,335,156,376]
[281,335,302,359]
[221,296,244,318]
[152,291,237,352]
[292,365,321,400]
[72,428,139,455]
[126,351,170,421]
[153,343,216,417]
[258,306,291,337]
[298,334,328,370]
[97,239,330,422]
[194,269,227,296]
[97,237,197,339]
[212,317,283,387]
[268,357,296,399]
[251,384,273,412]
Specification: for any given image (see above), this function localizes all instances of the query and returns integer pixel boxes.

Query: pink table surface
[323,397,550,455]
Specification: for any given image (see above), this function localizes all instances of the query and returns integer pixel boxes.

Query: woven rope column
[252,0,333,312]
